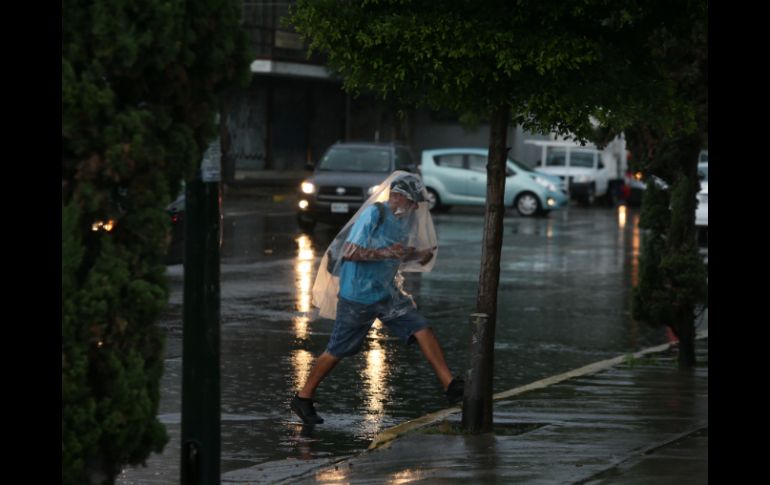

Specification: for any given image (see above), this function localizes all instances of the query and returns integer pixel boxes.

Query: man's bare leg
[298,352,340,399]
[413,328,454,390]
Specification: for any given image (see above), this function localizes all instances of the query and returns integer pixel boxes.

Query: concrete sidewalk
[223,334,708,484]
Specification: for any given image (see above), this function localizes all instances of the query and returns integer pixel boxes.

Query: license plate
[331,203,349,213]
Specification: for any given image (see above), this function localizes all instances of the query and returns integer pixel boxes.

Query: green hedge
[62,1,249,482]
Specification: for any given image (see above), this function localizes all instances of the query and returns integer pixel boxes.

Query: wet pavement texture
[235,339,707,484]
[118,196,706,484]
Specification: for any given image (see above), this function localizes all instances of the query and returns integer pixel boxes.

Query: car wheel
[426,188,451,212]
[515,192,540,217]
[296,214,316,233]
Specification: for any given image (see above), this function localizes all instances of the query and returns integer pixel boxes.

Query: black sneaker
[290,393,324,424]
[445,378,464,404]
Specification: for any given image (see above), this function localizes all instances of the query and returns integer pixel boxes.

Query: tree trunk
[462,104,509,433]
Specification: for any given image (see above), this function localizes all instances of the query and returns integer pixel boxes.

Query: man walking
[291,173,464,424]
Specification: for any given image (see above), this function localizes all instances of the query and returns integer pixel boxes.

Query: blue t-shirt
[338,204,409,304]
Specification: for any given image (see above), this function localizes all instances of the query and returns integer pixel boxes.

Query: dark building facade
[223,2,551,185]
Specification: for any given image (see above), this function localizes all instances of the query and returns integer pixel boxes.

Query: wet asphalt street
[118,195,699,484]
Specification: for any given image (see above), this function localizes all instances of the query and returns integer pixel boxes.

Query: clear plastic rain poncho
[312,171,439,320]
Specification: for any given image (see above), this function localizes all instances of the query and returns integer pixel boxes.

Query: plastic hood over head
[312,171,438,319]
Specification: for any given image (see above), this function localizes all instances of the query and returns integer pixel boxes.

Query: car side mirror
[598,161,605,169]
[506,168,515,177]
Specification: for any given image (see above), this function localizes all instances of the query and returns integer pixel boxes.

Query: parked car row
[292,142,710,238]
[295,143,572,232]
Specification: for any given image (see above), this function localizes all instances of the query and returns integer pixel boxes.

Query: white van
[525,139,626,206]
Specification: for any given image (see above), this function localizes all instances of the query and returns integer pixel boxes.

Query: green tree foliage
[290,0,663,140]
[290,0,706,164]
[629,136,708,367]
[618,4,708,368]
[62,1,249,482]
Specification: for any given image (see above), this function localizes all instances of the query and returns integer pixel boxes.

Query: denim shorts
[325,296,430,358]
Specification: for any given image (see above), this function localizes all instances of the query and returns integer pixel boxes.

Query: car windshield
[545,150,595,168]
[570,152,595,168]
[545,152,566,167]
[317,147,392,173]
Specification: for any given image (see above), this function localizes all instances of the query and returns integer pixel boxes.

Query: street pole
[181,142,222,485]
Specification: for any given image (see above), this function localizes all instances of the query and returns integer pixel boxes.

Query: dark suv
[296,142,418,231]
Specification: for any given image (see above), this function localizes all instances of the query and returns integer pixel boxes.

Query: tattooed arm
[342,242,412,261]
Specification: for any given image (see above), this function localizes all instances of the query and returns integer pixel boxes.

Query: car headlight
[533,176,557,192]
[367,184,380,195]
[301,181,316,194]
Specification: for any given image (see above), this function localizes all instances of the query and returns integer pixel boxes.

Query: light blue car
[419,148,569,216]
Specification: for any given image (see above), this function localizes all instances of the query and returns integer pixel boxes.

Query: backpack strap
[327,202,387,275]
